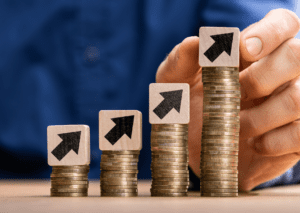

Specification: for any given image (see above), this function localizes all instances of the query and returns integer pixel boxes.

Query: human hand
[155,9,300,191]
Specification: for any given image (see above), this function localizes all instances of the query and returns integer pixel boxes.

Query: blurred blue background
[0,0,296,180]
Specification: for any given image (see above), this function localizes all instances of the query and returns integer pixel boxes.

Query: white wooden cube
[99,110,142,151]
[199,27,240,67]
[149,83,190,124]
[47,125,90,166]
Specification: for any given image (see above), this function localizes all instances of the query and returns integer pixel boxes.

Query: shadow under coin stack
[150,124,189,197]
[50,165,90,197]
[200,66,240,197]
[100,150,140,197]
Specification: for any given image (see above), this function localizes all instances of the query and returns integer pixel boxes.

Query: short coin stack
[200,66,240,197]
[100,150,139,197]
[150,124,189,197]
[50,165,90,197]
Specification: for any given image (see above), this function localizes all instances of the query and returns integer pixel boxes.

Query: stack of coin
[100,150,139,197]
[150,124,189,197]
[50,165,89,197]
[200,66,240,197]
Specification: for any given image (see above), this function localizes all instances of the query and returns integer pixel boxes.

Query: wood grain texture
[99,110,142,150]
[199,27,240,67]
[47,125,90,166]
[149,83,190,124]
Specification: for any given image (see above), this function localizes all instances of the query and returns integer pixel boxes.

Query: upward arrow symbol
[204,33,234,62]
[105,116,135,145]
[51,131,81,161]
[153,90,183,119]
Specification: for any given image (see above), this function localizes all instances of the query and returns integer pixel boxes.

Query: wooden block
[47,125,90,166]
[199,27,240,67]
[149,83,190,124]
[99,110,142,150]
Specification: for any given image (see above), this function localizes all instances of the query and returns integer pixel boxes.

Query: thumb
[240,9,300,63]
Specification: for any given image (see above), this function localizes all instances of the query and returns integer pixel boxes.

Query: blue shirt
[0,0,297,190]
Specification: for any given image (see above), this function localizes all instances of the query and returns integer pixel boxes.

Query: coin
[150,188,187,193]
[201,192,238,197]
[151,173,189,178]
[101,192,138,197]
[200,162,238,167]
[151,131,187,136]
[102,151,140,155]
[151,135,188,140]
[151,185,189,189]
[100,185,137,189]
[51,188,88,193]
[101,188,138,193]
[100,166,137,170]
[100,181,138,186]
[100,173,137,178]
[50,173,88,178]
[51,192,88,197]
[100,177,137,182]
[151,192,187,197]
[151,143,187,148]
[51,180,89,185]
[100,162,138,167]
[50,177,88,181]
[100,170,138,174]
[201,150,238,155]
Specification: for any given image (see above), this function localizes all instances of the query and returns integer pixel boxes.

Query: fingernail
[246,37,262,57]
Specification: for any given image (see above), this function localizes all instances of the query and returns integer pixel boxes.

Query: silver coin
[151,135,188,140]
[202,131,239,136]
[203,97,240,102]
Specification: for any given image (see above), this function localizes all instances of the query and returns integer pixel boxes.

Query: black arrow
[51,131,81,161]
[105,115,134,145]
[204,33,234,62]
[153,90,183,119]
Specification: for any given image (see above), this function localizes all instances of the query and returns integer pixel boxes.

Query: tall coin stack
[199,27,240,197]
[150,124,189,197]
[100,150,139,197]
[51,165,90,197]
[201,66,240,197]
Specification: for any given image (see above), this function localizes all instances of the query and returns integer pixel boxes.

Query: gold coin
[100,162,138,166]
[151,147,188,151]
[100,166,137,170]
[101,188,138,193]
[151,192,187,197]
[100,177,137,182]
[51,188,88,193]
[200,184,238,189]
[150,188,187,193]
[100,173,137,178]
[100,181,138,186]
[152,177,189,182]
[151,131,187,136]
[51,177,88,181]
[152,174,189,178]
[100,185,137,189]
[201,162,238,167]
[201,188,238,193]
[50,173,88,178]
[200,172,238,178]
[201,192,238,197]
[151,135,188,140]
[52,165,89,170]
[202,131,239,136]
[203,85,240,90]
[101,154,139,159]
[151,138,188,143]
[153,124,188,128]
[51,192,88,197]
[201,150,238,155]
[151,185,189,189]
[151,143,187,148]
[99,170,138,174]
[101,192,137,197]
[51,180,89,185]
[152,150,188,155]
[201,138,239,144]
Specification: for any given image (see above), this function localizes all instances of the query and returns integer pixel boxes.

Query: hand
[155,9,300,191]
